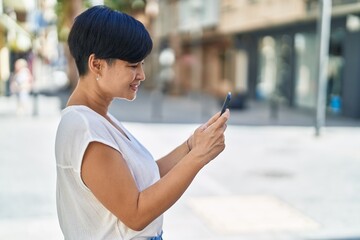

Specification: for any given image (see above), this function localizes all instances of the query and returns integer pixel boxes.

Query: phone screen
[220,92,231,115]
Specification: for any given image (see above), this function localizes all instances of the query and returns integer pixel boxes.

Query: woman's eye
[129,62,144,68]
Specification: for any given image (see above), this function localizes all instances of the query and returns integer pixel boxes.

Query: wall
[219,0,306,34]
[342,29,360,118]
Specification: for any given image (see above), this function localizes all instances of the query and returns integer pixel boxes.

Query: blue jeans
[149,230,163,240]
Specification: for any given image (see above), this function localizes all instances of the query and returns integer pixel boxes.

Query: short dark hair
[68,5,153,76]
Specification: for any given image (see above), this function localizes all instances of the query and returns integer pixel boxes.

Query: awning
[0,14,32,38]
[3,0,36,12]
[0,14,33,51]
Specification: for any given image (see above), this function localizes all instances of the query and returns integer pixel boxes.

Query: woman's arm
[81,110,229,231]
[156,139,190,177]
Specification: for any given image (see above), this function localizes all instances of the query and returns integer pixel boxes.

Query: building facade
[157,0,360,119]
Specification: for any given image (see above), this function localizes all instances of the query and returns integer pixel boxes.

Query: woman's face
[100,59,146,101]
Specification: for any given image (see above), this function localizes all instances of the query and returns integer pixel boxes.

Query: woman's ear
[88,54,102,75]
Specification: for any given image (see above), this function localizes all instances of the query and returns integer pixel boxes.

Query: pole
[0,0,3,96]
[315,0,332,136]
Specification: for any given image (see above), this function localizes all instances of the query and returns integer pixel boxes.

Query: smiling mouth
[130,83,140,91]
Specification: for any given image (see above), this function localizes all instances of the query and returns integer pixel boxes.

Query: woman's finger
[202,111,221,129]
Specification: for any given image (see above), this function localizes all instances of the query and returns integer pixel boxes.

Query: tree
[56,0,84,90]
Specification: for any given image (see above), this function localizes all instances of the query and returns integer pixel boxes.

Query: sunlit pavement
[1,95,360,240]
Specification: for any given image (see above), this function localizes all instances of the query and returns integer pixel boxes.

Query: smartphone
[220,92,231,115]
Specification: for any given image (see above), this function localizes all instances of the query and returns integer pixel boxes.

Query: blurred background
[0,0,360,122]
[0,0,360,239]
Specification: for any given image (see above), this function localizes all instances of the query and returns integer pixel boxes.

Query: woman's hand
[188,109,230,165]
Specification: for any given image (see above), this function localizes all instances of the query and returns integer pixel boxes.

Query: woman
[55,5,229,240]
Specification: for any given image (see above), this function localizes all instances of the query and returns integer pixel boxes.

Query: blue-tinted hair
[68,5,153,76]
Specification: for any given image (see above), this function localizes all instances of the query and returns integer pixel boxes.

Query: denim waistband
[149,230,163,240]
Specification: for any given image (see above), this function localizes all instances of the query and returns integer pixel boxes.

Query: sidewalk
[5,87,357,127]
[0,92,359,239]
[108,89,360,127]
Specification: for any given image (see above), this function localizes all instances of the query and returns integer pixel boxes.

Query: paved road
[1,94,360,240]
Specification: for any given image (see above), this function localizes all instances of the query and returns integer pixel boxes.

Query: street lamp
[145,0,163,120]
[144,0,159,89]
[315,0,332,136]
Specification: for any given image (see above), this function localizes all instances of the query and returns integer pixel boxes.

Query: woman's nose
[137,65,146,81]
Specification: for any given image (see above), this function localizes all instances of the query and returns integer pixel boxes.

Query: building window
[294,33,317,108]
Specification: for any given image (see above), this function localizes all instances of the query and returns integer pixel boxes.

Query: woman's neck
[67,78,112,117]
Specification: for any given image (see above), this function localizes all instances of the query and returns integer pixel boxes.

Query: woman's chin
[117,95,137,101]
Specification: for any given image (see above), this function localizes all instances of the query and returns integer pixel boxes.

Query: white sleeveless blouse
[55,105,163,240]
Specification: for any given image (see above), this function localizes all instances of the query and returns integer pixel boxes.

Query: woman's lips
[130,83,140,92]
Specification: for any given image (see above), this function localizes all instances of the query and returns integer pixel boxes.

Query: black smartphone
[220,92,231,115]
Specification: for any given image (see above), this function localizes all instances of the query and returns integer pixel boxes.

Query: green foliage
[56,0,89,42]
[104,0,145,13]
[105,0,130,12]
[55,0,146,41]
[55,0,67,42]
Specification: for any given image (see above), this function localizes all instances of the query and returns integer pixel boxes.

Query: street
[0,95,360,240]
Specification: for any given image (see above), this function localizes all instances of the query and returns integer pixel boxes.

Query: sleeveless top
[55,105,163,240]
